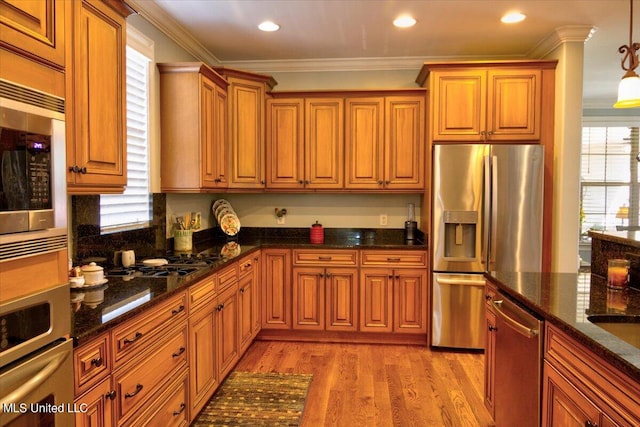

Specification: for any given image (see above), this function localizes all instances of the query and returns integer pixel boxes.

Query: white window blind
[100,45,152,231]
[580,126,639,234]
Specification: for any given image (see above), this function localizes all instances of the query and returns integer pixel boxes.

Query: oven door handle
[492,300,539,339]
[0,349,70,406]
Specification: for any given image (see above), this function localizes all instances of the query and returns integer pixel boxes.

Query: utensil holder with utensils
[174,229,193,251]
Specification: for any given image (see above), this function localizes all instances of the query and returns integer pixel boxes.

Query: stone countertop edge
[71,240,427,346]
[588,229,640,249]
[485,271,640,383]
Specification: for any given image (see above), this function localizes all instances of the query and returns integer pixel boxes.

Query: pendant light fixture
[614,0,640,108]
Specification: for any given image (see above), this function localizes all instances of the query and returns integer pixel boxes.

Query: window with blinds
[580,125,639,235]
[99,45,152,231]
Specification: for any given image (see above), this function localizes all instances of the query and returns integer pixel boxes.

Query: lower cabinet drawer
[360,250,427,267]
[114,324,188,424]
[123,367,189,427]
[293,249,358,266]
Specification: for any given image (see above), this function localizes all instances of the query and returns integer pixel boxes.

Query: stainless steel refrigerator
[431,144,544,349]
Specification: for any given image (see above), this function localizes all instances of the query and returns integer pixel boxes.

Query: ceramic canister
[310,221,324,244]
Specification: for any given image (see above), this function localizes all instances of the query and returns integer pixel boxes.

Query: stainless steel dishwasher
[492,291,544,427]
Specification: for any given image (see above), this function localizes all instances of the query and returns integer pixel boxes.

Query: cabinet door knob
[240,287,245,294]
[488,325,497,332]
[90,357,103,367]
[105,390,116,400]
[585,422,598,427]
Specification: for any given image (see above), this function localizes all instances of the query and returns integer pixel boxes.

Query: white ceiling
[131,0,640,109]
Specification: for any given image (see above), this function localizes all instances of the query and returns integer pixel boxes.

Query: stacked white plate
[212,199,240,236]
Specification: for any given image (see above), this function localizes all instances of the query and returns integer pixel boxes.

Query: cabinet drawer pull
[318,256,332,261]
[585,422,598,427]
[90,357,103,367]
[123,332,143,345]
[124,384,143,399]
[171,305,185,315]
[105,390,116,400]
[173,403,186,416]
[387,257,401,262]
[172,347,186,358]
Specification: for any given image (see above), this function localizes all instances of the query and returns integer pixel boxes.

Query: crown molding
[126,0,221,65]
[529,25,597,58]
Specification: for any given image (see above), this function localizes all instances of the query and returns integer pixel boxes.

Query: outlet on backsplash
[380,214,388,226]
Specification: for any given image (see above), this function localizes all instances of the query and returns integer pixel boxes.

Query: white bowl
[69,276,86,287]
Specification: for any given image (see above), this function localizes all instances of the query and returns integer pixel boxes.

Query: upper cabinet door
[431,70,486,142]
[266,98,305,189]
[0,0,65,69]
[344,97,385,189]
[227,77,266,189]
[66,0,128,193]
[430,67,542,143]
[384,96,425,189]
[305,98,344,189]
[487,69,541,141]
[200,77,228,189]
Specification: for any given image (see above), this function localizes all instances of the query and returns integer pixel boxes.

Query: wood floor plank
[234,341,495,426]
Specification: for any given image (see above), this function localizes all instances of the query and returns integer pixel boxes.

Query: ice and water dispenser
[442,210,478,260]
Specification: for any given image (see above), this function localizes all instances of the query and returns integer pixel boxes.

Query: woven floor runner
[192,371,313,426]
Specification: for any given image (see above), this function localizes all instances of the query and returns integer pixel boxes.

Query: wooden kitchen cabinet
[345,94,425,190]
[359,269,393,332]
[483,281,498,418]
[188,276,219,418]
[417,61,557,143]
[65,0,133,193]
[75,376,115,427]
[266,97,343,189]
[158,62,229,192]
[238,251,261,354]
[383,96,425,189]
[292,249,358,331]
[217,281,239,380]
[266,98,305,189]
[345,93,426,190]
[359,250,428,335]
[0,0,66,70]
[113,324,188,425]
[261,249,292,329]
[215,68,277,189]
[542,323,640,427]
[305,98,344,188]
[74,332,115,427]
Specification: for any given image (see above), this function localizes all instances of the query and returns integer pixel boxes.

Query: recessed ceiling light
[258,21,280,32]
[393,15,417,28]
[501,12,526,24]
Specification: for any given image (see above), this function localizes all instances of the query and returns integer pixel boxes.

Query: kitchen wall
[166,193,422,237]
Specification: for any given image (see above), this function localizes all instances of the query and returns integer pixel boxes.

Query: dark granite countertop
[588,229,640,249]
[70,228,427,346]
[486,271,640,382]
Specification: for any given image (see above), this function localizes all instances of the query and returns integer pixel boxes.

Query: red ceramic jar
[310,221,324,244]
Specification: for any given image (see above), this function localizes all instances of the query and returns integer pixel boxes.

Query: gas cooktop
[107,253,221,279]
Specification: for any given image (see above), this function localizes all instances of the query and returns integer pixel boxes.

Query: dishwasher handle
[492,300,539,339]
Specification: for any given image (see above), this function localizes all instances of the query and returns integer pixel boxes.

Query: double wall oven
[0,80,74,427]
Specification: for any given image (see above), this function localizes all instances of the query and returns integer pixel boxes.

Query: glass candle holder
[607,259,630,289]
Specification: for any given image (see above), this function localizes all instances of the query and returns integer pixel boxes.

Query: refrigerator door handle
[490,155,498,269]
[482,155,491,267]
[435,276,486,286]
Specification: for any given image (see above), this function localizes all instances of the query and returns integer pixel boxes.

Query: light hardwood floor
[234,341,495,427]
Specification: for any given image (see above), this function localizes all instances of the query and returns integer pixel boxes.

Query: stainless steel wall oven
[0,80,73,426]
